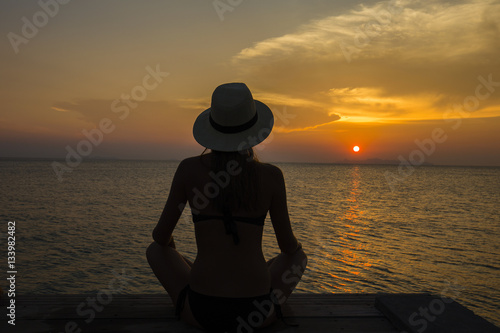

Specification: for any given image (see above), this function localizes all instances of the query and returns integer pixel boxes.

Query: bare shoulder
[178,155,199,166]
[256,162,284,182]
[178,155,207,167]
[257,161,280,172]
[173,155,207,177]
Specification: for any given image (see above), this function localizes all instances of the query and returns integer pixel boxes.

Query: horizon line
[1,156,499,168]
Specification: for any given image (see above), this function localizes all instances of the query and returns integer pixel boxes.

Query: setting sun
[353,146,360,153]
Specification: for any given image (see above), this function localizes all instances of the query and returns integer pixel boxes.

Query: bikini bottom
[175,284,282,333]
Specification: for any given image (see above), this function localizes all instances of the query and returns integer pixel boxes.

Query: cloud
[274,117,341,133]
[252,91,343,132]
[232,0,500,125]
[50,99,199,144]
[327,87,447,122]
[234,0,500,64]
[51,106,71,112]
[175,98,209,111]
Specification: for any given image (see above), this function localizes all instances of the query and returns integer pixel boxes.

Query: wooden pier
[1,293,498,332]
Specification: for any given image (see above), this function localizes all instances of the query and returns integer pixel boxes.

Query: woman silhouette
[146,83,307,332]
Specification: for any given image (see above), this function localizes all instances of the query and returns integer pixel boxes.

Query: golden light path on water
[333,166,372,291]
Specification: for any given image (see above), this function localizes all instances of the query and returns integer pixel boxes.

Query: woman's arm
[152,160,188,246]
[268,165,301,255]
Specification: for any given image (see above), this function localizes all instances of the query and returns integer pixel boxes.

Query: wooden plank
[1,318,204,333]
[277,317,400,333]
[1,317,399,333]
[6,293,384,320]
[375,294,500,333]
[6,293,496,333]
[1,293,397,332]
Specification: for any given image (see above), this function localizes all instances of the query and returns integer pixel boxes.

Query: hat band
[209,113,259,134]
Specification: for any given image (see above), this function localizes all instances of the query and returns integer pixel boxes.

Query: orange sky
[1,0,499,165]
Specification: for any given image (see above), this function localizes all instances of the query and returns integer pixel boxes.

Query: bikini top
[192,211,266,245]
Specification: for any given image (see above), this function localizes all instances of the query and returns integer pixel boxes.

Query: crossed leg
[259,248,308,328]
[145,241,201,329]
[267,249,308,301]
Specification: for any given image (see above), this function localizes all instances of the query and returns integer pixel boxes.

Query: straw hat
[193,83,274,152]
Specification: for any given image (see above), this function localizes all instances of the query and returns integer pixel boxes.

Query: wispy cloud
[175,98,209,111]
[327,87,447,122]
[234,0,500,64]
[274,117,341,133]
[254,91,328,109]
[49,99,197,142]
[51,106,71,112]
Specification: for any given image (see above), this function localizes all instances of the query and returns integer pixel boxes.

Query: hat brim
[193,100,274,152]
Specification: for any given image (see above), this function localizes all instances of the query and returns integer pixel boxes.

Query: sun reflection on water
[332,166,374,292]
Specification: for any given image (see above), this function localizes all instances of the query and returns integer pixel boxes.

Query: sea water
[0,159,498,326]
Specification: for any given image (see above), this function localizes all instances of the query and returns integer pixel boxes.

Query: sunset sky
[1,0,499,166]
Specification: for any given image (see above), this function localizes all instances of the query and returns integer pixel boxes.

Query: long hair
[201,148,260,213]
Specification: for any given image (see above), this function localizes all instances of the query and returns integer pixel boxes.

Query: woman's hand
[296,241,302,252]
[167,235,176,249]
